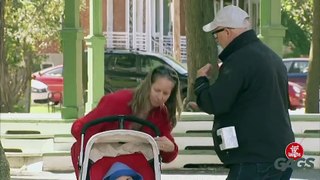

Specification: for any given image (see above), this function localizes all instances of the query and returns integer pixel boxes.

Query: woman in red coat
[71,65,182,180]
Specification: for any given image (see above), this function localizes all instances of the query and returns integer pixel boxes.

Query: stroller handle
[81,115,161,137]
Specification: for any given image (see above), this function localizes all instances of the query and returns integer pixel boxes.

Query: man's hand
[197,63,213,78]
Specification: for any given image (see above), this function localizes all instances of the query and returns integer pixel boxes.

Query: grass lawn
[30,104,61,113]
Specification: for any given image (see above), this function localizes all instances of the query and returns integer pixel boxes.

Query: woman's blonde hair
[130,65,182,127]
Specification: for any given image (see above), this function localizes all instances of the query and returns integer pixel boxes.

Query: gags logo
[274,142,315,171]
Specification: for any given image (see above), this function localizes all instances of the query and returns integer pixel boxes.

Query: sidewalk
[9,173,309,180]
[10,169,316,180]
[10,169,229,180]
[11,173,228,180]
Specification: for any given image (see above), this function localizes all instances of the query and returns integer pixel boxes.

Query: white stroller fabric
[90,142,154,162]
[80,130,161,180]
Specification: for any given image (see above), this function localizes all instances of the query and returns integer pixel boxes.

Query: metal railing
[103,32,187,63]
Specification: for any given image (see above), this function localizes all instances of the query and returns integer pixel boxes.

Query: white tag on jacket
[217,126,239,150]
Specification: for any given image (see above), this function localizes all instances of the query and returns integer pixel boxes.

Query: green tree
[281,0,320,112]
[281,0,313,57]
[184,0,218,110]
[0,0,64,112]
[0,0,10,178]
[305,0,320,113]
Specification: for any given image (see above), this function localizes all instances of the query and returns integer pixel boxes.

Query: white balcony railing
[103,32,187,63]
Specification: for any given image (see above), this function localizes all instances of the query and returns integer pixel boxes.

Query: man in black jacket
[194,5,295,180]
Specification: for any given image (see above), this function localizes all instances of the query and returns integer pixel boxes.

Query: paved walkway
[10,173,309,180]
[11,173,228,180]
[10,169,315,180]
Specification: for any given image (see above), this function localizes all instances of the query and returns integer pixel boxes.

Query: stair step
[6,130,40,134]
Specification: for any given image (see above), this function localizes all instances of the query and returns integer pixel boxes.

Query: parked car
[31,79,49,104]
[32,64,63,103]
[288,81,305,110]
[32,50,188,103]
[283,58,309,88]
[100,49,188,96]
[33,51,306,111]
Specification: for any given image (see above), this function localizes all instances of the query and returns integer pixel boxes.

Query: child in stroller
[103,162,143,180]
[77,115,164,180]
[71,65,182,180]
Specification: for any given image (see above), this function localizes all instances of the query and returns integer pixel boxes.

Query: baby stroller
[78,115,162,180]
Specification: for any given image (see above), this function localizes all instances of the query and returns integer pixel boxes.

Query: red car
[32,65,63,104]
[288,81,305,110]
[283,58,309,88]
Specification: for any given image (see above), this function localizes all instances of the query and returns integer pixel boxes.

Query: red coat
[71,89,178,179]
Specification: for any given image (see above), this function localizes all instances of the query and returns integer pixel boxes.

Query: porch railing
[103,32,187,63]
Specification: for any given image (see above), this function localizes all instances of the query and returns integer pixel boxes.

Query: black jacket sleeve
[194,64,245,115]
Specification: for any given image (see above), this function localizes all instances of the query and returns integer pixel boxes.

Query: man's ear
[225,28,232,36]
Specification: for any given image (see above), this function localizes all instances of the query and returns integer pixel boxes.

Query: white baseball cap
[203,5,249,32]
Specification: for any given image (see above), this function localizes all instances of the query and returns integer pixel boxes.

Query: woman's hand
[155,136,175,152]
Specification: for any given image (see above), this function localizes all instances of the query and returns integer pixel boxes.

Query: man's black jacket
[194,30,295,165]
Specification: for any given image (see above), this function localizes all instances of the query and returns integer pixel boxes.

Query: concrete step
[173,132,320,152]
[173,118,320,134]
[295,133,320,152]
[6,152,43,169]
[1,134,73,153]
[9,170,320,180]
[35,150,222,172]
[2,138,54,153]
[1,113,320,135]
[53,134,75,151]
[6,149,320,173]
[163,150,221,169]
[0,113,73,136]
[3,132,319,154]
[42,152,74,172]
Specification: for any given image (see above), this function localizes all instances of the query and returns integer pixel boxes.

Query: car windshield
[43,67,63,77]
[283,59,309,74]
[158,55,188,75]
